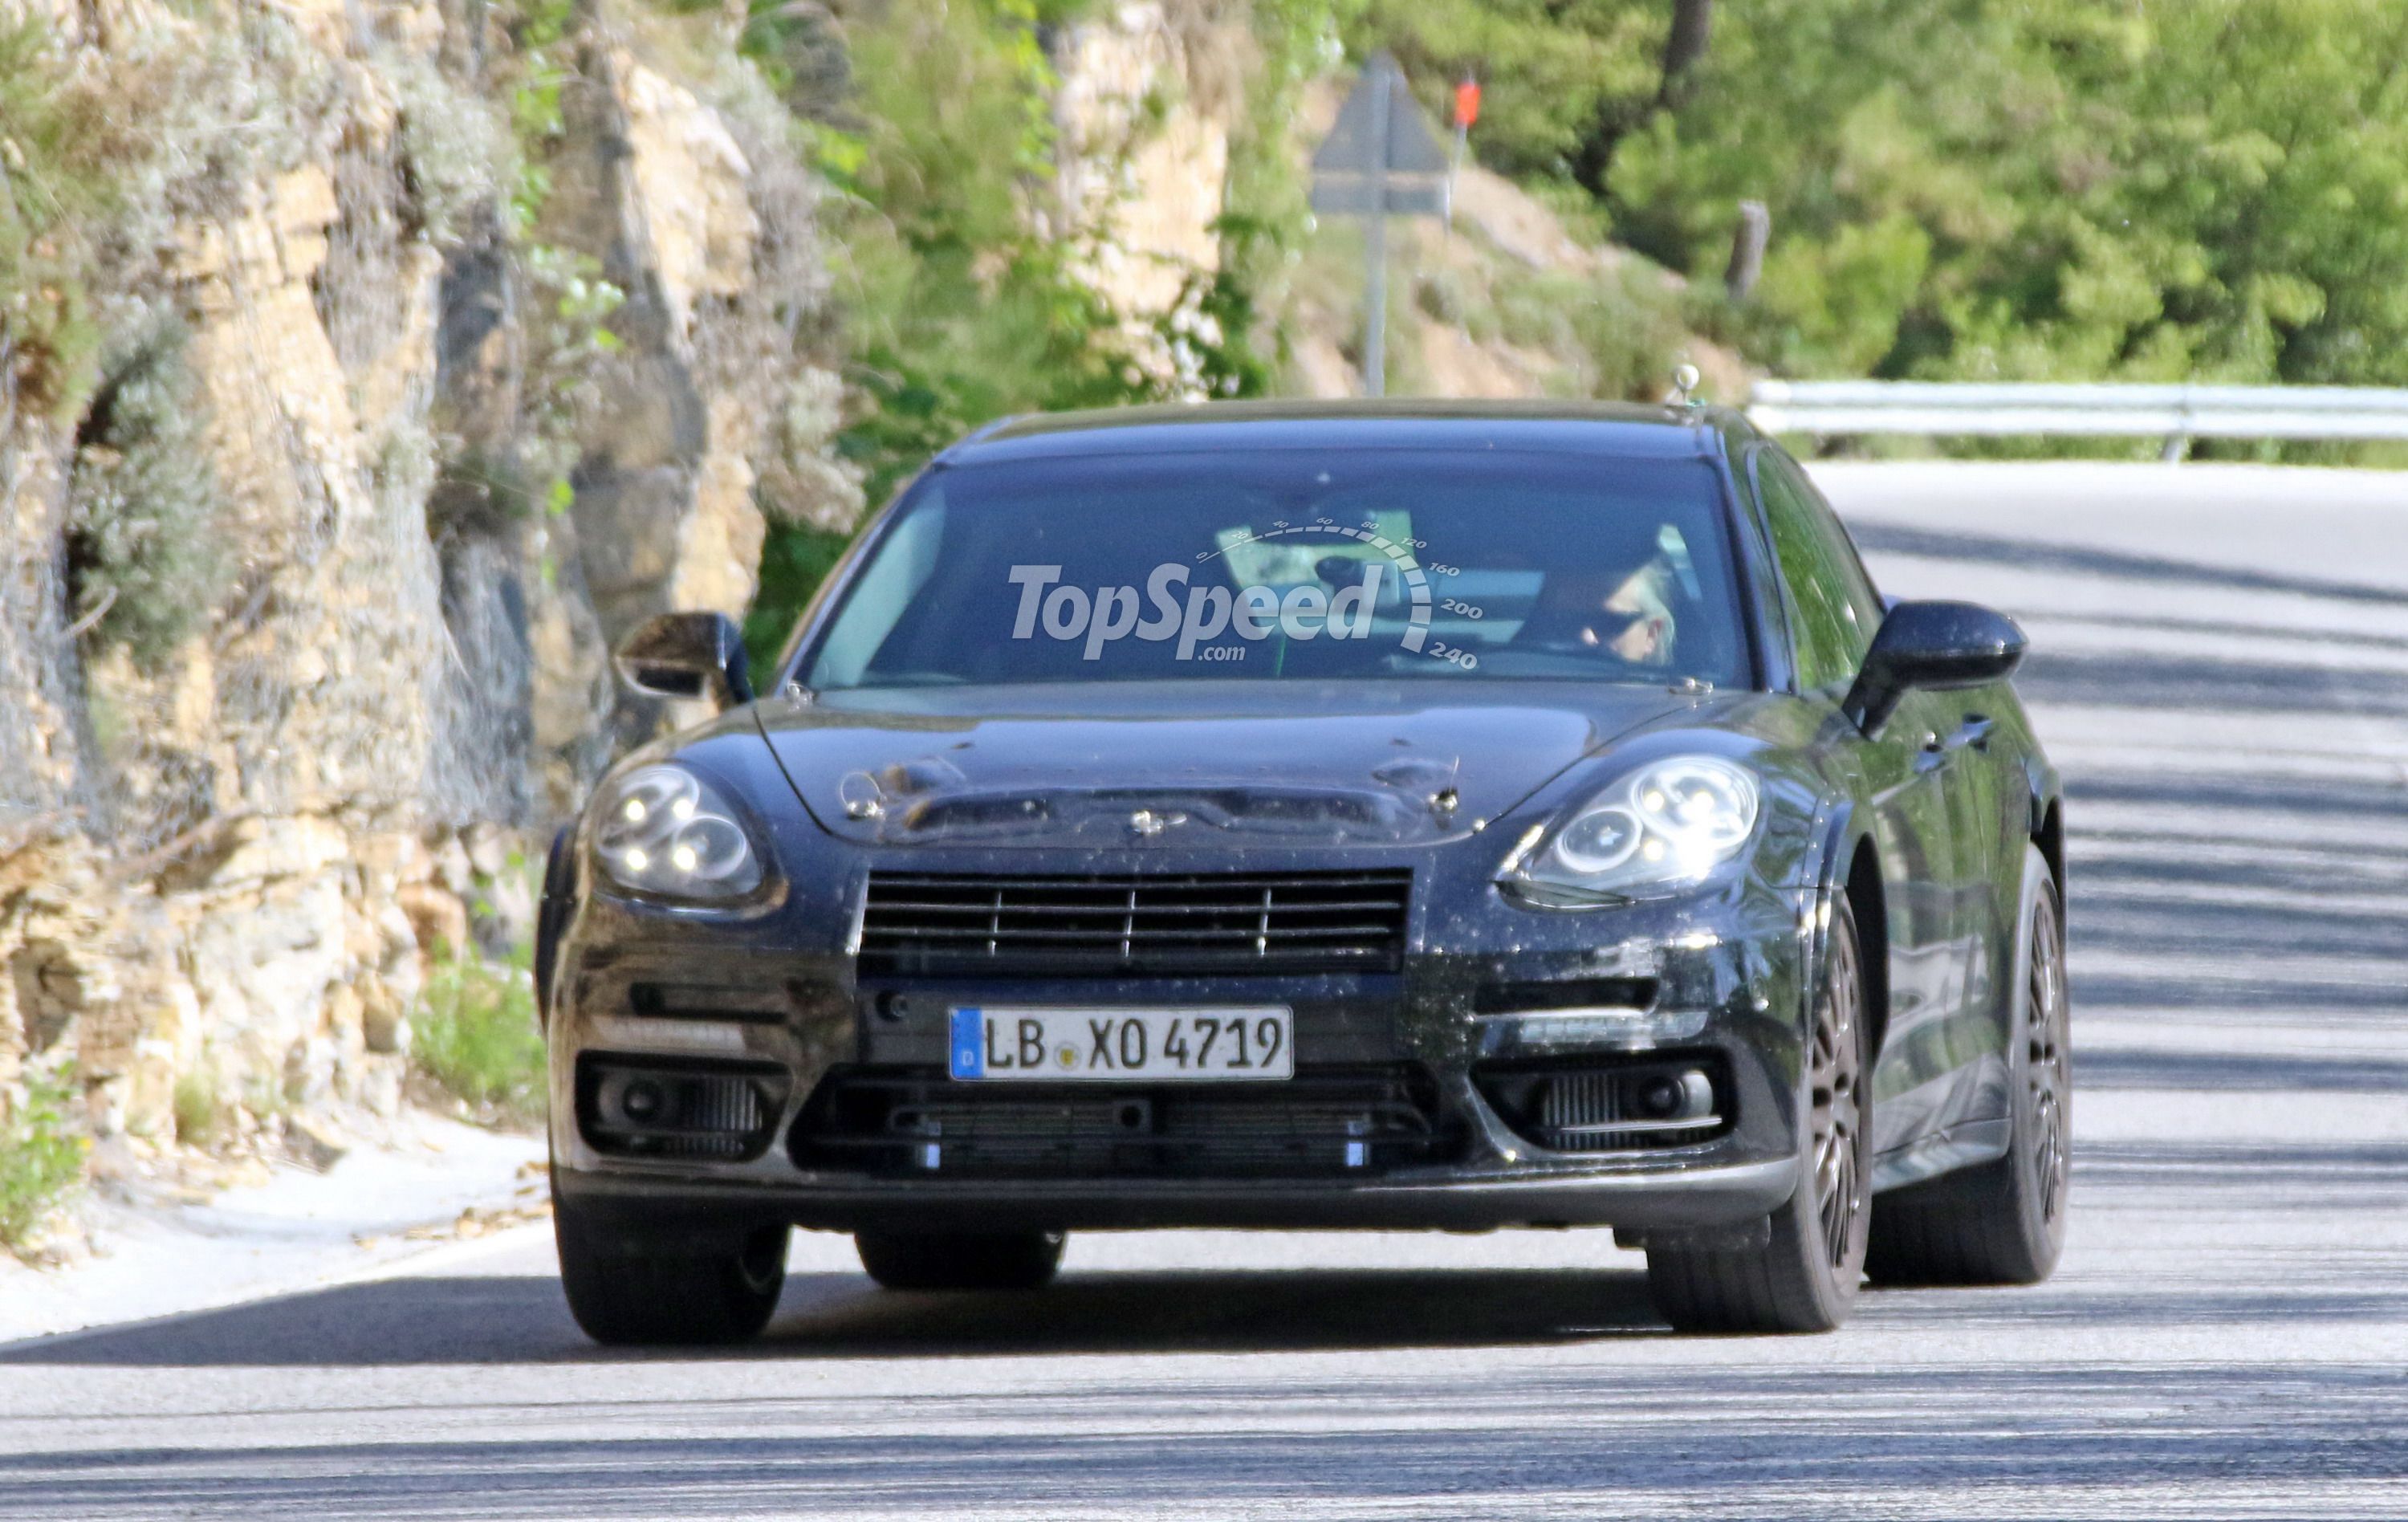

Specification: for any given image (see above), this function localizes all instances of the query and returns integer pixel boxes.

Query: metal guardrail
[1747,380,2408,457]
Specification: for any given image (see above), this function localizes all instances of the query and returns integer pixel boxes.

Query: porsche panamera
[535,400,2072,1341]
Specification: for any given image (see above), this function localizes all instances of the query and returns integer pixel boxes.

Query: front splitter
[554,1156,1800,1237]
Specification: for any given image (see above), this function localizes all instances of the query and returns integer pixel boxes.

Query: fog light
[1642,1068,1714,1121]
[620,1079,667,1124]
[1637,1074,1686,1118]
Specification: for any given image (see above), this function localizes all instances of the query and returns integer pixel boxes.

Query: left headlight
[592,764,764,902]
[1503,755,1761,905]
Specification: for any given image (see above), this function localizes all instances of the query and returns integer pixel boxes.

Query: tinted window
[1776,454,1886,647]
[1755,450,1878,690]
[803,452,1751,691]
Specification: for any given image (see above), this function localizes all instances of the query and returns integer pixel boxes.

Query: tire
[555,1191,788,1345]
[856,1229,1066,1291]
[1866,845,2071,1287]
[1646,893,1872,1333]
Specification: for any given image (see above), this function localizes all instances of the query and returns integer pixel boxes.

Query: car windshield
[801,450,1750,691]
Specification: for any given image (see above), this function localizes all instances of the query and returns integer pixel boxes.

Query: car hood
[752,680,1703,848]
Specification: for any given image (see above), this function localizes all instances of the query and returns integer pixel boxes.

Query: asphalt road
[5,462,2406,1520]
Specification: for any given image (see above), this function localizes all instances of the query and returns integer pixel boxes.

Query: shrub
[171,1069,229,1151]
[0,1068,87,1253]
[411,950,547,1126]
[0,22,118,425]
[738,0,1178,655]
[63,325,228,662]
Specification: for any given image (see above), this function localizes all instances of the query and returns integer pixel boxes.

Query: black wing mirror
[1843,600,2024,735]
[613,612,755,710]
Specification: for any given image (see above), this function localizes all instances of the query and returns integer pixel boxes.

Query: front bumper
[547,830,1820,1240]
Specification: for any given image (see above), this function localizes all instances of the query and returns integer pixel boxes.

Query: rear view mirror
[1844,600,2025,735]
[614,612,755,710]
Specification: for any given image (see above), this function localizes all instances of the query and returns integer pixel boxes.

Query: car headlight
[592,764,764,902]
[1503,755,1760,905]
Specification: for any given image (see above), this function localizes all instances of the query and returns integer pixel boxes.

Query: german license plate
[948,1006,1293,1081]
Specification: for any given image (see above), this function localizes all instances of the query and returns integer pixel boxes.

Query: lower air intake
[1474,1052,1731,1153]
[576,1054,790,1161]
[791,1064,1456,1178]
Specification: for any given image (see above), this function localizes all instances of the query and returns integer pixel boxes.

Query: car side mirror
[614,612,755,710]
[1843,600,2025,735]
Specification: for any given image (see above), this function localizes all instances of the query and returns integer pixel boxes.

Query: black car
[537,400,2072,1341]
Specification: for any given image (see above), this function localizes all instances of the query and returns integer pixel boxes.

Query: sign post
[1446,77,1480,233]
[1310,54,1450,397]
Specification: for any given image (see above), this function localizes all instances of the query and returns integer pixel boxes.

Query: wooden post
[1726,200,1769,300]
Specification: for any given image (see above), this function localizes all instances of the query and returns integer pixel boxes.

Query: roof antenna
[1666,362,1702,406]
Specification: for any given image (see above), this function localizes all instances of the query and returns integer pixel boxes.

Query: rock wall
[0,0,844,1146]
[1051,0,1250,388]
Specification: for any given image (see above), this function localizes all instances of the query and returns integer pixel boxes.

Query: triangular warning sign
[1311,52,1451,179]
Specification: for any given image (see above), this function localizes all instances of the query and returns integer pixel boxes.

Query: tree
[1362,0,2408,392]
[1570,0,1711,201]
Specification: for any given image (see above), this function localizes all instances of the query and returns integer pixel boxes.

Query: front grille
[858,869,1412,979]
[791,1064,1454,1178]
[1475,1052,1731,1154]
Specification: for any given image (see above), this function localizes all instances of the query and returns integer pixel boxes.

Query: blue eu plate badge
[949,1007,986,1080]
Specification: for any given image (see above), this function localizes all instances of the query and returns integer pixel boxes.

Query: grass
[411,948,547,1127]
[171,1070,229,1150]
[0,1068,87,1253]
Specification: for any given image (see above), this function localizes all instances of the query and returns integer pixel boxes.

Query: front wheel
[856,1229,1065,1291]
[1867,845,2070,1286]
[1647,893,1872,1333]
[555,1192,787,1345]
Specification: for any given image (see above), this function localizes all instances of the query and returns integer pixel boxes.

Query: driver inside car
[1514,542,1680,667]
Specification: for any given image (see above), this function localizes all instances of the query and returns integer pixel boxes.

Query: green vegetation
[1191,0,1359,399]
[728,0,1364,661]
[1357,0,2408,409]
[412,950,547,1126]
[1351,0,1689,201]
[742,519,852,670]
[799,0,1165,483]
[171,1069,230,1152]
[0,1068,86,1253]
[64,326,228,662]
[0,20,138,426]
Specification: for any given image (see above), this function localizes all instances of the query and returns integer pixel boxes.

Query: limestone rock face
[619,58,761,340]
[547,47,784,656]
[1051,1,1248,386]
[0,0,842,1151]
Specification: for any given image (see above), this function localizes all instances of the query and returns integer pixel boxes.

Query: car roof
[939,398,1754,466]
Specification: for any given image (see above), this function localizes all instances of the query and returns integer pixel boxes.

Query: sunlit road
[5,462,2406,1519]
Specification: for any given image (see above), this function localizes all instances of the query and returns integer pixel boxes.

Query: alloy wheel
[1810,923,1865,1267]
[2027,893,2072,1226]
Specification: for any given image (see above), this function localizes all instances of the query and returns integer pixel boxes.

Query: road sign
[1309,53,1449,216]
[1311,53,1451,180]
[1308,53,1450,396]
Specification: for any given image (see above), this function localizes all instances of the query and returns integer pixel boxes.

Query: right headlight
[591,764,765,902]
[1503,755,1761,906]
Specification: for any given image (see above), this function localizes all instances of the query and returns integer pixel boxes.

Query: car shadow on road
[0,1265,1672,1367]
